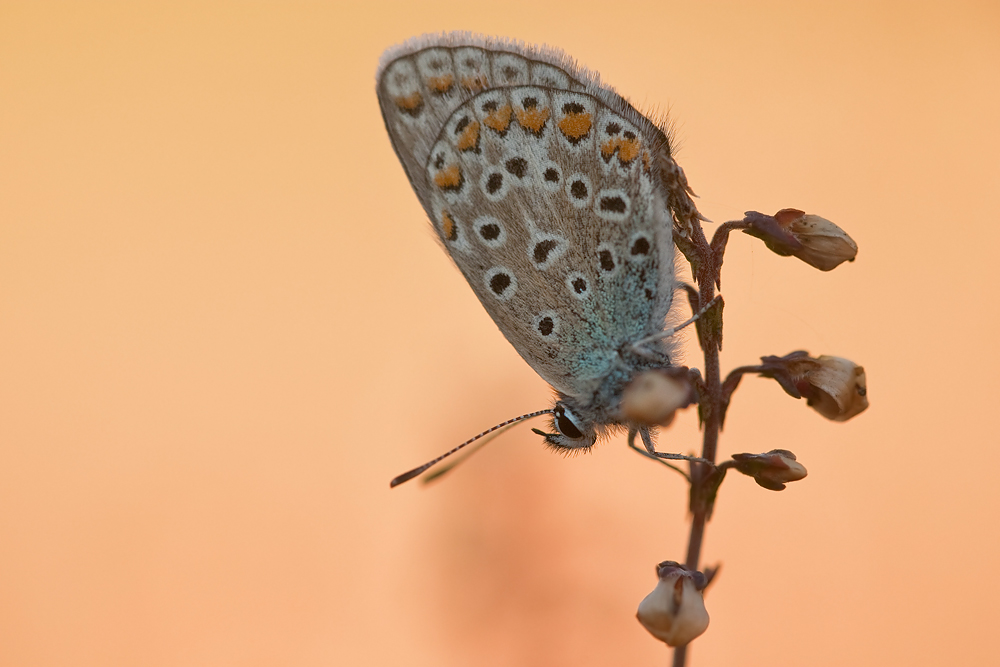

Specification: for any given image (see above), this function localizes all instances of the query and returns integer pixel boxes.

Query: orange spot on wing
[441,211,457,240]
[618,137,640,162]
[558,112,592,140]
[460,74,488,92]
[516,106,550,133]
[394,92,423,111]
[600,136,642,164]
[483,104,512,133]
[455,120,480,151]
[434,164,462,190]
[427,74,454,93]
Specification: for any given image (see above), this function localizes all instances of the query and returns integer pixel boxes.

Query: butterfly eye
[554,404,585,440]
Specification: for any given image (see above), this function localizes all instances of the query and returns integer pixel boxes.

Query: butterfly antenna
[390,409,553,488]
[632,293,722,350]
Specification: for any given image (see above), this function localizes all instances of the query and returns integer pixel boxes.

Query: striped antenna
[390,409,553,488]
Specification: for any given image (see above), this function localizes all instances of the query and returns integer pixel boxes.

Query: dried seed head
[799,355,869,421]
[744,209,858,271]
[636,561,710,647]
[759,351,869,422]
[732,449,808,490]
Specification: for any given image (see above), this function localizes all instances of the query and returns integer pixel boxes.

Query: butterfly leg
[628,426,713,466]
[627,426,691,478]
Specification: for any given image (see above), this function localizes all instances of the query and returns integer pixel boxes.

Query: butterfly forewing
[378,35,678,401]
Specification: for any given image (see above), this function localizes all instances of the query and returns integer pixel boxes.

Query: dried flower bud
[758,351,869,422]
[798,355,869,421]
[731,449,808,491]
[621,369,695,426]
[744,209,858,271]
[636,561,710,647]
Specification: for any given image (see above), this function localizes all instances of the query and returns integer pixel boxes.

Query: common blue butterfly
[377,33,704,481]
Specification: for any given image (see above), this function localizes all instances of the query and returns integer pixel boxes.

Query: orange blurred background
[2,1,998,665]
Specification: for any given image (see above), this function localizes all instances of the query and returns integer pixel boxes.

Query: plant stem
[672,228,724,667]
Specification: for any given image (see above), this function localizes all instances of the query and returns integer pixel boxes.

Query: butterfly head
[531,401,598,451]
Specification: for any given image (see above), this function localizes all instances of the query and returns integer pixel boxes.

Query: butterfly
[376,33,705,484]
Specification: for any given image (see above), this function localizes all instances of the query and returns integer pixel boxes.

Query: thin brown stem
[672,225,724,667]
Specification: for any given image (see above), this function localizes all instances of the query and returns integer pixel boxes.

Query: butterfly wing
[378,35,683,400]
[377,34,589,213]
